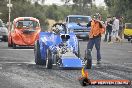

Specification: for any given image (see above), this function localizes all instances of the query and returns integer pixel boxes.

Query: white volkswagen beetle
[0,19,8,42]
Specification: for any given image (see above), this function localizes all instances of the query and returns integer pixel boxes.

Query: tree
[104,0,132,22]
[0,0,108,31]
[0,0,9,22]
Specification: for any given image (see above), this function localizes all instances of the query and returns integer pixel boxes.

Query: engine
[56,34,73,58]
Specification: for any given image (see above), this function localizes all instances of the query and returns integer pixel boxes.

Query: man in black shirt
[104,17,113,42]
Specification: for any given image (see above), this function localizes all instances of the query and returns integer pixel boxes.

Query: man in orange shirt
[86,13,105,65]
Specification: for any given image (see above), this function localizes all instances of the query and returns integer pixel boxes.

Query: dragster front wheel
[34,40,46,65]
[46,49,53,69]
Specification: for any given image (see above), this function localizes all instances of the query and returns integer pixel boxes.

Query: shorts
[112,30,119,37]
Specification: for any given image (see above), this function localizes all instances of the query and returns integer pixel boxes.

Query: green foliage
[0,0,9,22]
[104,0,132,22]
[0,0,108,31]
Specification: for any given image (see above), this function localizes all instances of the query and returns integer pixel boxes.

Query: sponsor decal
[78,67,131,86]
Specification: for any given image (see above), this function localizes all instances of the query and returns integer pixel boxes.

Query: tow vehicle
[65,15,91,40]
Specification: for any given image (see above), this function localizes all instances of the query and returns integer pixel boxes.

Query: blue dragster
[34,23,91,69]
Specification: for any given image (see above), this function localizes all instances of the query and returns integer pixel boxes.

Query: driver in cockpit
[17,22,23,29]
[51,23,65,34]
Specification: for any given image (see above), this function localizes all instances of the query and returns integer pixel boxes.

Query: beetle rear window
[16,20,39,29]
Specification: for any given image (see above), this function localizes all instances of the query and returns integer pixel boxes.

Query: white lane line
[0,64,2,70]
[124,62,132,65]
[99,60,132,70]
[0,49,33,51]
[0,67,2,70]
[96,70,122,79]
[0,61,35,64]
[0,57,7,59]
[128,51,132,53]
[112,64,132,70]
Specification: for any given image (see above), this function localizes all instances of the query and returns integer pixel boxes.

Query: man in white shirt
[112,16,122,42]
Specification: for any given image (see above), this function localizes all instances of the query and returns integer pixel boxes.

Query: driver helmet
[52,25,63,34]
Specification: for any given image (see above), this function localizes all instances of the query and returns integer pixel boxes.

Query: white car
[0,19,8,42]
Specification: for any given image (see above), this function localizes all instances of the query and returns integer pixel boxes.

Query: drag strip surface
[0,41,132,88]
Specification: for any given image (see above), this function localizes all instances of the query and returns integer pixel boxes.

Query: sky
[44,0,106,6]
[94,0,105,6]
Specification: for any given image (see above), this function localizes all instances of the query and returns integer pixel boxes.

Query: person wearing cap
[86,13,105,64]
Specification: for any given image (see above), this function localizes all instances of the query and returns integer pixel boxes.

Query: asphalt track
[0,40,132,88]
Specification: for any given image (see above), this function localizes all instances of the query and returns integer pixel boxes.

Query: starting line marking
[0,64,2,70]
[128,51,132,53]
[96,70,122,79]
[0,67,2,70]
[0,61,35,64]
[0,49,33,51]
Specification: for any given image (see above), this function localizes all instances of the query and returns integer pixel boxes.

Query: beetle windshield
[69,16,90,25]
[16,20,39,29]
[125,23,132,29]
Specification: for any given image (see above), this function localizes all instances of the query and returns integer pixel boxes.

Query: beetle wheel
[13,43,17,49]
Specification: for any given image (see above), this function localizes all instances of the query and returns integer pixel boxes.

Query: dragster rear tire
[86,59,92,69]
[46,49,53,69]
[77,40,81,58]
[34,40,46,65]
[85,49,92,69]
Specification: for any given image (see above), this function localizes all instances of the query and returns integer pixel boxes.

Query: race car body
[34,23,87,69]
[8,17,41,48]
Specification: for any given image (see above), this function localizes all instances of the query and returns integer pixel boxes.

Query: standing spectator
[112,16,121,42]
[104,17,113,42]
[86,13,105,64]
[119,17,124,39]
